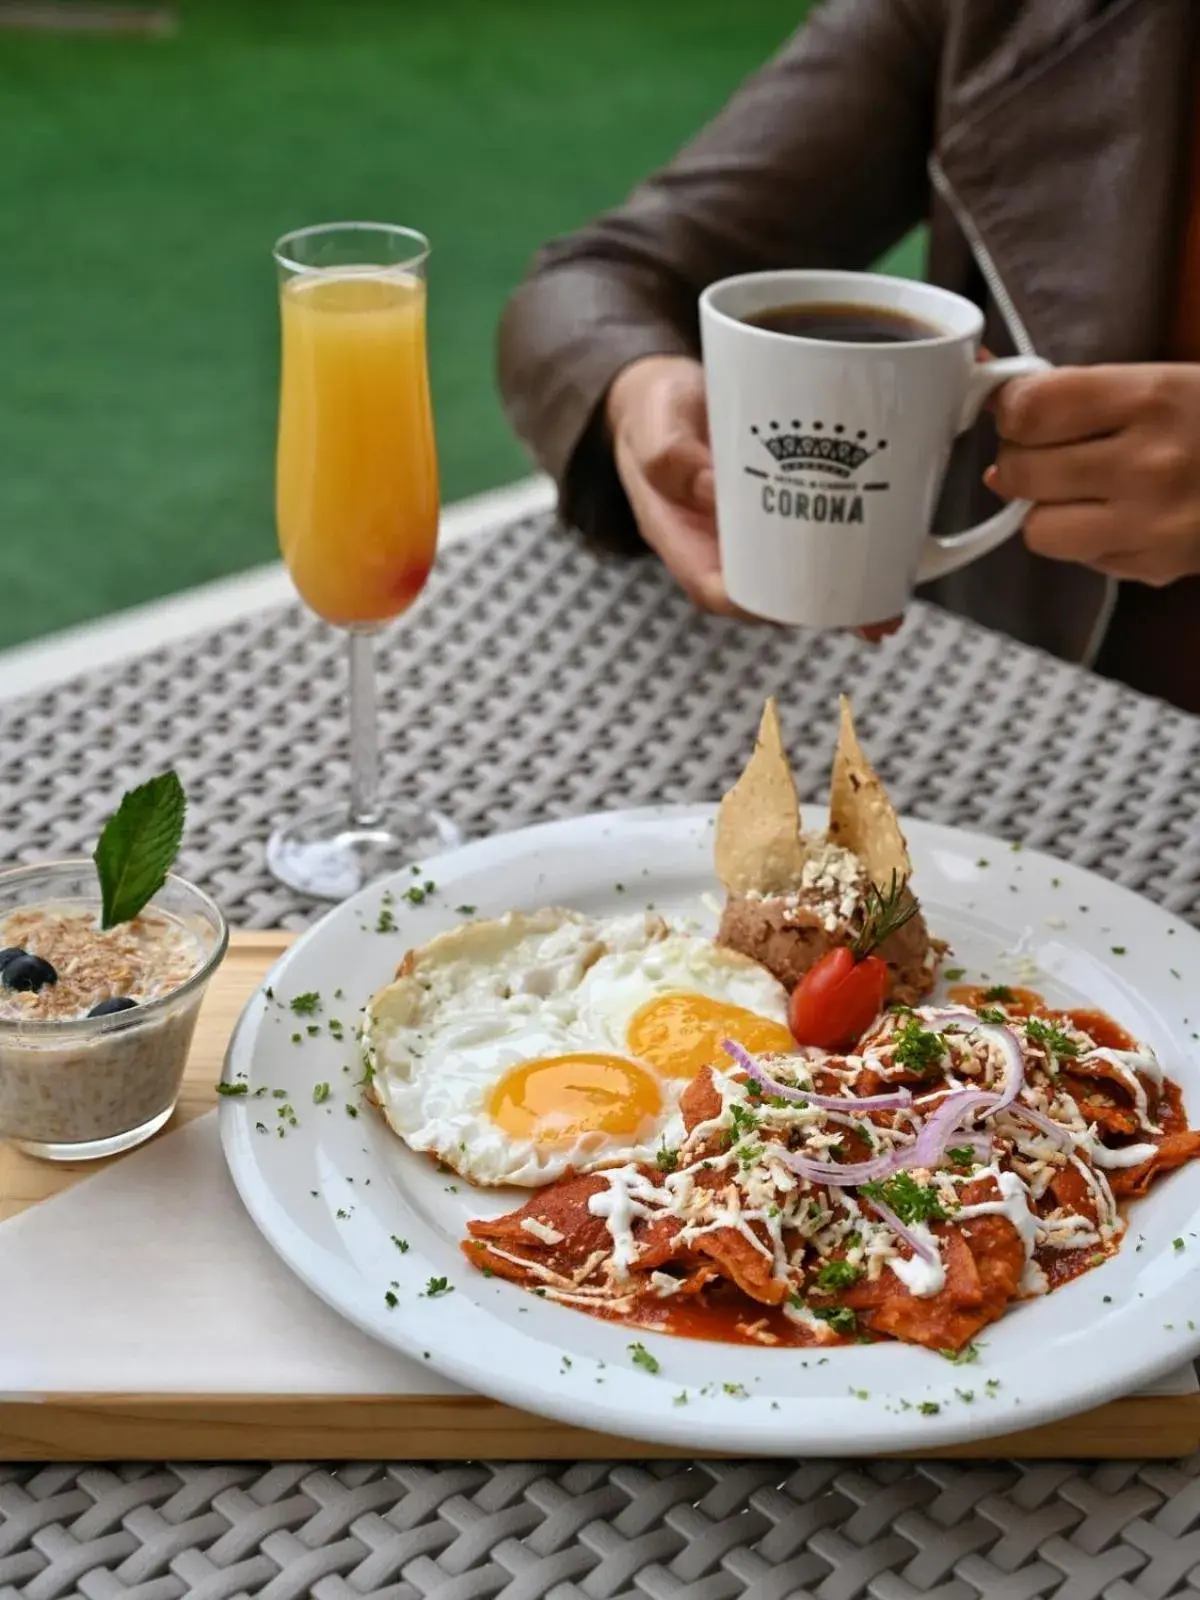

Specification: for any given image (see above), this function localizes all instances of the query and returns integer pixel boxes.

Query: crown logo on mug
[750,422,888,480]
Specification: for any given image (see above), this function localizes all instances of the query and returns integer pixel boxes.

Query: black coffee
[745,301,940,344]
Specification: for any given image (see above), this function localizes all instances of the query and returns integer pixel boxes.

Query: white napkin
[0,1112,463,1396]
[0,1111,1193,1401]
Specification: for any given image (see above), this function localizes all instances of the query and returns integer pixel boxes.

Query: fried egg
[363,906,793,1185]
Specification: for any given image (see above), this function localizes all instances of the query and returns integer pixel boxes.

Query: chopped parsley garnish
[1024,1016,1080,1059]
[982,985,1014,1002]
[401,886,426,906]
[812,1306,857,1334]
[216,1082,249,1097]
[943,967,966,982]
[977,1006,1007,1024]
[956,1389,975,1403]
[918,1401,940,1416]
[376,907,397,932]
[628,1342,659,1374]
[328,1019,344,1041]
[861,1171,949,1226]
[723,1381,748,1398]
[815,1259,863,1291]
[384,1290,398,1309]
[425,1276,452,1298]
[947,1146,976,1169]
[392,1236,409,1252]
[306,1023,320,1037]
[291,1032,302,1044]
[560,1356,572,1372]
[272,1088,287,1099]
[345,1103,359,1118]
[312,1083,331,1104]
[892,1018,946,1077]
[655,1143,680,1174]
[729,1103,760,1140]
[456,904,477,916]
[673,1390,689,1406]
[290,992,321,1015]
[1174,1237,1186,1251]
[1111,946,1126,956]
[940,1343,980,1365]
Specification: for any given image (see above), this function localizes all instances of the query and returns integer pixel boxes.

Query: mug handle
[916,355,1052,584]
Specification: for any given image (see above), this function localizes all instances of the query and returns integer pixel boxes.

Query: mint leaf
[93,771,186,929]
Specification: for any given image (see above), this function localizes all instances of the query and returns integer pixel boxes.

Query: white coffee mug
[699,269,1049,628]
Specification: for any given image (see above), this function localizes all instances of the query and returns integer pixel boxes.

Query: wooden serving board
[2,931,1198,1462]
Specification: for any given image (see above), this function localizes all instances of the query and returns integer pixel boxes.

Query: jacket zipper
[928,157,1036,355]
[928,156,1117,664]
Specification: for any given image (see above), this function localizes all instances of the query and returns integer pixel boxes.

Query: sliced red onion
[724,1019,1025,1187]
[772,1144,908,1186]
[917,1015,1025,1112]
[978,1024,1024,1113]
[864,1193,939,1264]
[722,1040,913,1112]
[1003,1102,1074,1149]
[906,1089,999,1168]
[950,1133,993,1161]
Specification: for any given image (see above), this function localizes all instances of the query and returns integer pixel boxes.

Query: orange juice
[276,269,438,627]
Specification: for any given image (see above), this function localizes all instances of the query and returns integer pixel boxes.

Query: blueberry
[2,953,57,992]
[88,996,138,1018]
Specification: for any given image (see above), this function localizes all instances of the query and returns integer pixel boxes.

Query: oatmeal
[0,867,226,1159]
[0,904,202,1022]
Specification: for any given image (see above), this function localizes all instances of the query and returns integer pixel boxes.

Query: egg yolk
[488,1053,662,1143]
[626,993,797,1079]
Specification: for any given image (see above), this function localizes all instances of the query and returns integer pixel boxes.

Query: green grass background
[0,0,923,649]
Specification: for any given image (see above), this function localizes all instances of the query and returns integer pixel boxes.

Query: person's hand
[606,355,740,615]
[987,364,1200,586]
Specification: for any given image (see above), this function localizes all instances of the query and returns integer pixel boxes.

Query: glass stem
[348,630,382,829]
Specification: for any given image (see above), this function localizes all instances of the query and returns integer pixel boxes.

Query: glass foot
[266,803,464,900]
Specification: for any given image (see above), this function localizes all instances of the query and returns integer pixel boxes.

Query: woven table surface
[3,513,1200,1600]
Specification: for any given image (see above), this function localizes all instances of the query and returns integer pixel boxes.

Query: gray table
[2,513,1200,1600]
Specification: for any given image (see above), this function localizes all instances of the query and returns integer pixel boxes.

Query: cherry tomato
[788,947,890,1051]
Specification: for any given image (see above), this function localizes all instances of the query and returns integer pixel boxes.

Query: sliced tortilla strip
[828,695,911,885]
[714,697,809,894]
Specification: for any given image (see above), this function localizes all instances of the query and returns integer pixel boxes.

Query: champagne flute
[267,221,461,899]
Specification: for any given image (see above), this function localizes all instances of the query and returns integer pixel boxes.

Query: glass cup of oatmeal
[0,861,228,1161]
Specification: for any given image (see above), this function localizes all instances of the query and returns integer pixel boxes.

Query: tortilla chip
[827,696,910,884]
[715,698,808,894]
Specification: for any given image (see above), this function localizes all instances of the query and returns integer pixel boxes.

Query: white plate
[221,806,1200,1454]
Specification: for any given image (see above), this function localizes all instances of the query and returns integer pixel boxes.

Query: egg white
[363,906,789,1186]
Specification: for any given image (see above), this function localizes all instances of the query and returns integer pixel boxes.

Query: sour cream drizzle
[571,1004,1164,1314]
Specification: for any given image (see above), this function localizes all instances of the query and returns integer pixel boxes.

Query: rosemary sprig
[852,870,918,958]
